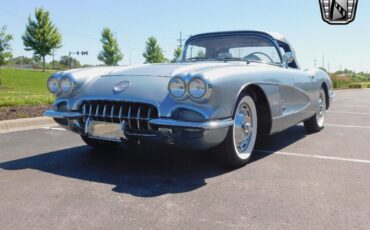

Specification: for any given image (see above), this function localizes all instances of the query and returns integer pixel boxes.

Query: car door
[293,69,318,117]
[269,67,312,133]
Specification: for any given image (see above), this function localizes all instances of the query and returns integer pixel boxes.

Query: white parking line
[334,88,370,92]
[255,149,370,164]
[332,104,370,108]
[327,111,370,115]
[326,124,370,129]
[41,127,66,131]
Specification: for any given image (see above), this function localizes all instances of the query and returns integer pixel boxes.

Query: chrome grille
[80,101,158,131]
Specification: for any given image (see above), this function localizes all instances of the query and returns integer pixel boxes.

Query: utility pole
[177,32,186,48]
[313,57,317,69]
[322,54,325,68]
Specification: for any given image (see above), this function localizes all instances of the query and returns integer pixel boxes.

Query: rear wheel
[304,88,326,133]
[80,135,121,149]
[214,93,258,168]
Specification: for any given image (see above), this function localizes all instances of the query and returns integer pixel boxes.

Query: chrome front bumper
[43,110,233,130]
[44,109,232,150]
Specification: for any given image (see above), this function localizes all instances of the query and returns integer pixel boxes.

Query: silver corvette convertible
[44,31,334,168]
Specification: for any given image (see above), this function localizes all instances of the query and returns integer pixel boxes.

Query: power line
[0,8,26,20]
[0,8,100,42]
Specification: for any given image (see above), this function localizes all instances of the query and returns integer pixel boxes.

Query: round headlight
[60,76,74,94]
[189,77,207,99]
[47,76,59,94]
[168,77,186,98]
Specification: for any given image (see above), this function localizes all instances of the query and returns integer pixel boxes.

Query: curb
[0,117,57,134]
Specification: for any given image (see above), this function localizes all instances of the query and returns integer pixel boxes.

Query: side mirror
[282,52,294,67]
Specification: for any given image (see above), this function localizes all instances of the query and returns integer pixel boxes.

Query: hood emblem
[113,81,130,93]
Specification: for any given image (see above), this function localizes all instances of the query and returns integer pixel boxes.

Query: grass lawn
[0,68,55,107]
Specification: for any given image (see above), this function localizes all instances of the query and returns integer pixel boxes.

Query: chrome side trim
[149,118,233,130]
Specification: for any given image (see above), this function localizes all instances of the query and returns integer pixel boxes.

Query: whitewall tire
[304,88,326,133]
[214,93,258,168]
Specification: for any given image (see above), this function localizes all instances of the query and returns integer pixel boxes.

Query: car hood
[72,62,238,102]
[68,62,276,111]
[105,62,234,77]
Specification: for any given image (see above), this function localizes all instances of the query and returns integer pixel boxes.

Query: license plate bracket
[86,119,122,142]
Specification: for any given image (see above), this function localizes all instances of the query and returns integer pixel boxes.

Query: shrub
[330,74,351,89]
[367,84,370,88]
[348,84,362,89]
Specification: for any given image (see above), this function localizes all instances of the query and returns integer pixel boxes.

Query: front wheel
[214,93,258,168]
[304,88,326,133]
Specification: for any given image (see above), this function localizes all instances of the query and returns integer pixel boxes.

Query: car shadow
[0,125,308,197]
[251,124,308,162]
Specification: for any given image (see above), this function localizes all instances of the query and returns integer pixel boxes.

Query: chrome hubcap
[234,103,253,153]
[317,90,326,126]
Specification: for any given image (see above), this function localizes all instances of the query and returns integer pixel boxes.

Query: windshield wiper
[216,57,250,63]
[184,57,208,62]
[245,59,263,64]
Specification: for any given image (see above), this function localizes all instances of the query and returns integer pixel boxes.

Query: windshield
[180,34,282,65]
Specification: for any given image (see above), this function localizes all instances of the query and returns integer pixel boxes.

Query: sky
[0,0,369,72]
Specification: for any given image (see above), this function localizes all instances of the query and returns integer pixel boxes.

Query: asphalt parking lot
[0,89,369,229]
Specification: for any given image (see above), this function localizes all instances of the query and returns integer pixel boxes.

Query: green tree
[171,47,182,63]
[97,28,123,66]
[196,50,205,58]
[48,60,62,70]
[59,55,81,69]
[22,8,62,71]
[12,56,34,65]
[143,36,166,63]
[0,26,13,65]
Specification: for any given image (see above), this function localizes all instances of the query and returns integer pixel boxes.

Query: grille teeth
[80,101,158,131]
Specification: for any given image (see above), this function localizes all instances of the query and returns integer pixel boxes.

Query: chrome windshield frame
[179,31,284,66]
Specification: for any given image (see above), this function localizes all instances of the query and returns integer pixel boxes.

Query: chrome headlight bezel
[188,77,212,102]
[188,77,207,100]
[168,76,212,102]
[47,76,60,94]
[168,77,187,99]
[59,75,76,95]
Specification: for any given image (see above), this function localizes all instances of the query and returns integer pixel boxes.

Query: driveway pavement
[0,89,369,229]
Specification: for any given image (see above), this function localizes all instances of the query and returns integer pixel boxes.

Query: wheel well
[243,84,272,136]
[321,82,330,109]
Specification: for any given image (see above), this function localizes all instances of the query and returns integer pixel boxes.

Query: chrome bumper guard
[43,110,233,130]
[43,110,82,119]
